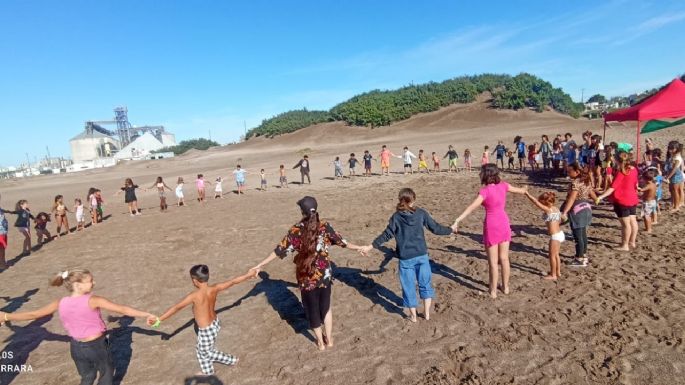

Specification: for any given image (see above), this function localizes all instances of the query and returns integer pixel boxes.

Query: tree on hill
[246,109,331,139]
[586,94,606,103]
[153,138,220,155]
[491,73,582,117]
[245,73,583,139]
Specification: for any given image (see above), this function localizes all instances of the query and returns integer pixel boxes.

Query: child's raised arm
[156,293,196,323]
[215,268,259,292]
[524,191,551,213]
[360,218,397,255]
[0,300,59,325]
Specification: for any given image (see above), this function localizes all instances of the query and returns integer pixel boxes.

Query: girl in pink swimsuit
[196,174,211,203]
[452,164,528,298]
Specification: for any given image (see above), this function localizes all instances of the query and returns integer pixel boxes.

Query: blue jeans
[398,254,434,308]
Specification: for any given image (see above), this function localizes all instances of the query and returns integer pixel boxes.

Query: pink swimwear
[196,179,205,190]
[380,150,392,167]
[481,153,489,165]
[479,182,511,248]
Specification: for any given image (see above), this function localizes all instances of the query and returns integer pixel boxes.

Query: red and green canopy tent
[604,78,685,162]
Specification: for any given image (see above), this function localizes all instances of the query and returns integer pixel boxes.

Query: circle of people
[0,131,683,383]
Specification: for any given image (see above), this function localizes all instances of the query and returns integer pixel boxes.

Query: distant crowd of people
[1,132,684,384]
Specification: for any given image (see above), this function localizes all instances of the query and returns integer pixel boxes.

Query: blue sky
[1,0,684,166]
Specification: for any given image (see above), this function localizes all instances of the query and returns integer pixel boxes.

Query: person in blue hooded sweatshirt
[360,188,454,322]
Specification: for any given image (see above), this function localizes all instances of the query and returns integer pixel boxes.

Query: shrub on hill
[246,109,331,139]
[246,73,583,139]
[586,94,606,103]
[153,138,220,155]
[491,73,583,117]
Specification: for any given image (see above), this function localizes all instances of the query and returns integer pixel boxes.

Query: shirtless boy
[152,265,258,375]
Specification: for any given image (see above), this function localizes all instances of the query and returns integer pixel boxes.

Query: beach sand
[1,101,684,384]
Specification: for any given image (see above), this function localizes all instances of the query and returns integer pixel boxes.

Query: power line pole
[581,88,585,103]
[208,129,212,141]
[25,153,31,177]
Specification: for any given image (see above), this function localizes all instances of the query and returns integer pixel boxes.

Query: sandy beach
[1,101,684,385]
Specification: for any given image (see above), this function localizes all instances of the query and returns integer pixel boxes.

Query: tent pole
[603,120,606,142]
[636,120,641,164]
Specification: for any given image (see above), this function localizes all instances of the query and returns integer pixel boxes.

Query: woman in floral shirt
[254,196,364,350]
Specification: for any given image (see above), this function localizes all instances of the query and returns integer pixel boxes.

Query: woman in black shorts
[253,196,365,350]
[597,151,640,251]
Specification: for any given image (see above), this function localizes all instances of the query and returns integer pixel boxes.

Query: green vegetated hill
[153,138,220,155]
[246,73,583,139]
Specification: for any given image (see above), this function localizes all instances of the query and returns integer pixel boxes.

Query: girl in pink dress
[452,164,528,298]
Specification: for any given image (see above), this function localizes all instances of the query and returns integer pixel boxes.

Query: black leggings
[572,226,588,258]
[70,335,113,385]
[301,284,331,329]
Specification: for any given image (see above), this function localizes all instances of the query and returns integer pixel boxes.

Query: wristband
[152,318,161,328]
[4,313,8,322]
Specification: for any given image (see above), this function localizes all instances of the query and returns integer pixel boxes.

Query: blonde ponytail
[50,268,91,292]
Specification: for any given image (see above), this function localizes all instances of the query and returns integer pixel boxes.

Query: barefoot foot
[542,275,558,280]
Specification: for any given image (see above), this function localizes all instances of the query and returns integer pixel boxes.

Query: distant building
[69,127,121,163]
[69,107,176,166]
[584,102,606,111]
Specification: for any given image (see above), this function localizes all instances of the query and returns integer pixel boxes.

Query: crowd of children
[0,187,105,267]
[0,134,683,383]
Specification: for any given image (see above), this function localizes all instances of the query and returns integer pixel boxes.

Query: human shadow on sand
[163,272,315,343]
[521,172,569,191]
[362,245,395,274]
[2,251,35,271]
[428,260,488,292]
[183,375,224,385]
[332,262,405,317]
[107,316,169,385]
[436,242,543,277]
[0,288,40,313]
[0,315,71,385]
[458,230,548,261]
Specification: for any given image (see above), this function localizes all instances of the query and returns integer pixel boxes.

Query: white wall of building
[70,137,120,163]
[160,132,176,147]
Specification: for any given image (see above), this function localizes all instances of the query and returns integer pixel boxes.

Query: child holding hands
[0,268,157,385]
[525,191,564,280]
[360,188,454,322]
[152,265,258,375]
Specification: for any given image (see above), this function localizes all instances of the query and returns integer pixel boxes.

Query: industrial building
[69,107,175,166]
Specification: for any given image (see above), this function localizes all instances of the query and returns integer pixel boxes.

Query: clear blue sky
[1,0,684,166]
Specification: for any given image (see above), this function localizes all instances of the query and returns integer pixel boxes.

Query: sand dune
[1,102,684,385]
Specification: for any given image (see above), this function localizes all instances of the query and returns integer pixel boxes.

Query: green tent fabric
[617,142,633,153]
[641,117,685,134]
